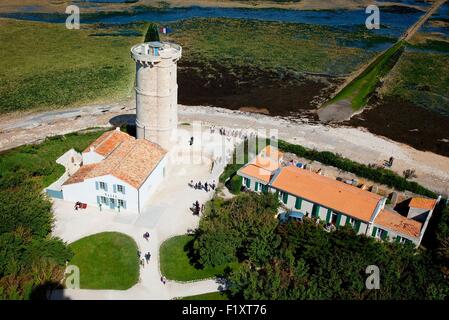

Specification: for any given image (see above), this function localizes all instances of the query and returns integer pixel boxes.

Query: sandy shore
[0,101,448,197]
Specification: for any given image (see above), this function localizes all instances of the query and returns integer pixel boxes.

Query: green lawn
[160,235,238,281]
[68,232,139,290]
[181,291,229,300]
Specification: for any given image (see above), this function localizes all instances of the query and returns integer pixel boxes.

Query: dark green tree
[144,23,160,42]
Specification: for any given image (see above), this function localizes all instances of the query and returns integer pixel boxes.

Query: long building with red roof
[238,145,439,246]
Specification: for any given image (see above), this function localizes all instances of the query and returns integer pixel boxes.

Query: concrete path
[50,129,236,300]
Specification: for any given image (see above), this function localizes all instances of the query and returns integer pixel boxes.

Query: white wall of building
[62,174,139,213]
[138,156,168,211]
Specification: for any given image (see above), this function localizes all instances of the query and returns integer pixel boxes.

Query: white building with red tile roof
[237,145,440,246]
[58,128,168,213]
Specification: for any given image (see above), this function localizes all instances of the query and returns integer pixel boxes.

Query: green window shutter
[295,197,302,210]
[255,182,259,192]
[381,230,388,241]
[283,193,288,204]
[262,185,268,193]
[346,217,352,226]
[355,220,361,233]
[336,214,342,227]
[371,227,378,237]
[326,209,332,224]
[395,236,401,243]
[246,178,251,188]
[313,205,320,218]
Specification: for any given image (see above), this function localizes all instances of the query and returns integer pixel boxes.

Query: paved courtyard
[50,128,237,300]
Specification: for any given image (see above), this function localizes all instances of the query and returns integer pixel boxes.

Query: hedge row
[277,140,437,198]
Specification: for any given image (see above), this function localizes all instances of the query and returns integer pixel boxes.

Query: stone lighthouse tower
[131,41,182,150]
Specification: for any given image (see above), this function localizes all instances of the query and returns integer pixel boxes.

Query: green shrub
[227,175,243,195]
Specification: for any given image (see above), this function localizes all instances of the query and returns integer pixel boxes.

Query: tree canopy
[193,192,449,300]
[144,23,160,43]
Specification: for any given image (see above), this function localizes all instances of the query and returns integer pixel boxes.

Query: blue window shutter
[113,184,117,193]
[123,201,127,209]
[123,185,126,194]
[97,196,100,204]
[104,183,108,192]
[95,181,99,190]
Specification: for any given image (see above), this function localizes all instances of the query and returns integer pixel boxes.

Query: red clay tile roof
[83,129,133,157]
[375,209,422,238]
[238,164,272,184]
[66,131,166,188]
[238,148,282,184]
[64,164,98,185]
[409,197,437,211]
[271,166,383,222]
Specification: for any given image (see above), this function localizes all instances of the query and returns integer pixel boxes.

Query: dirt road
[1,102,448,197]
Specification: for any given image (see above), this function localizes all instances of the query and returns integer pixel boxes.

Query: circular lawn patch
[68,232,139,290]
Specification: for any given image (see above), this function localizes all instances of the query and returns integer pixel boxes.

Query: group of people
[138,249,151,268]
[189,180,216,192]
[210,125,258,141]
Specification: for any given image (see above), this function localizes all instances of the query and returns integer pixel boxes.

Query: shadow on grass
[183,233,204,270]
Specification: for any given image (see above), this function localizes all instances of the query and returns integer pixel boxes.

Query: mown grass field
[0,18,144,114]
[160,235,238,281]
[69,232,139,290]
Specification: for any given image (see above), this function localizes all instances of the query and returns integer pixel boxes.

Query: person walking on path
[143,232,150,241]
